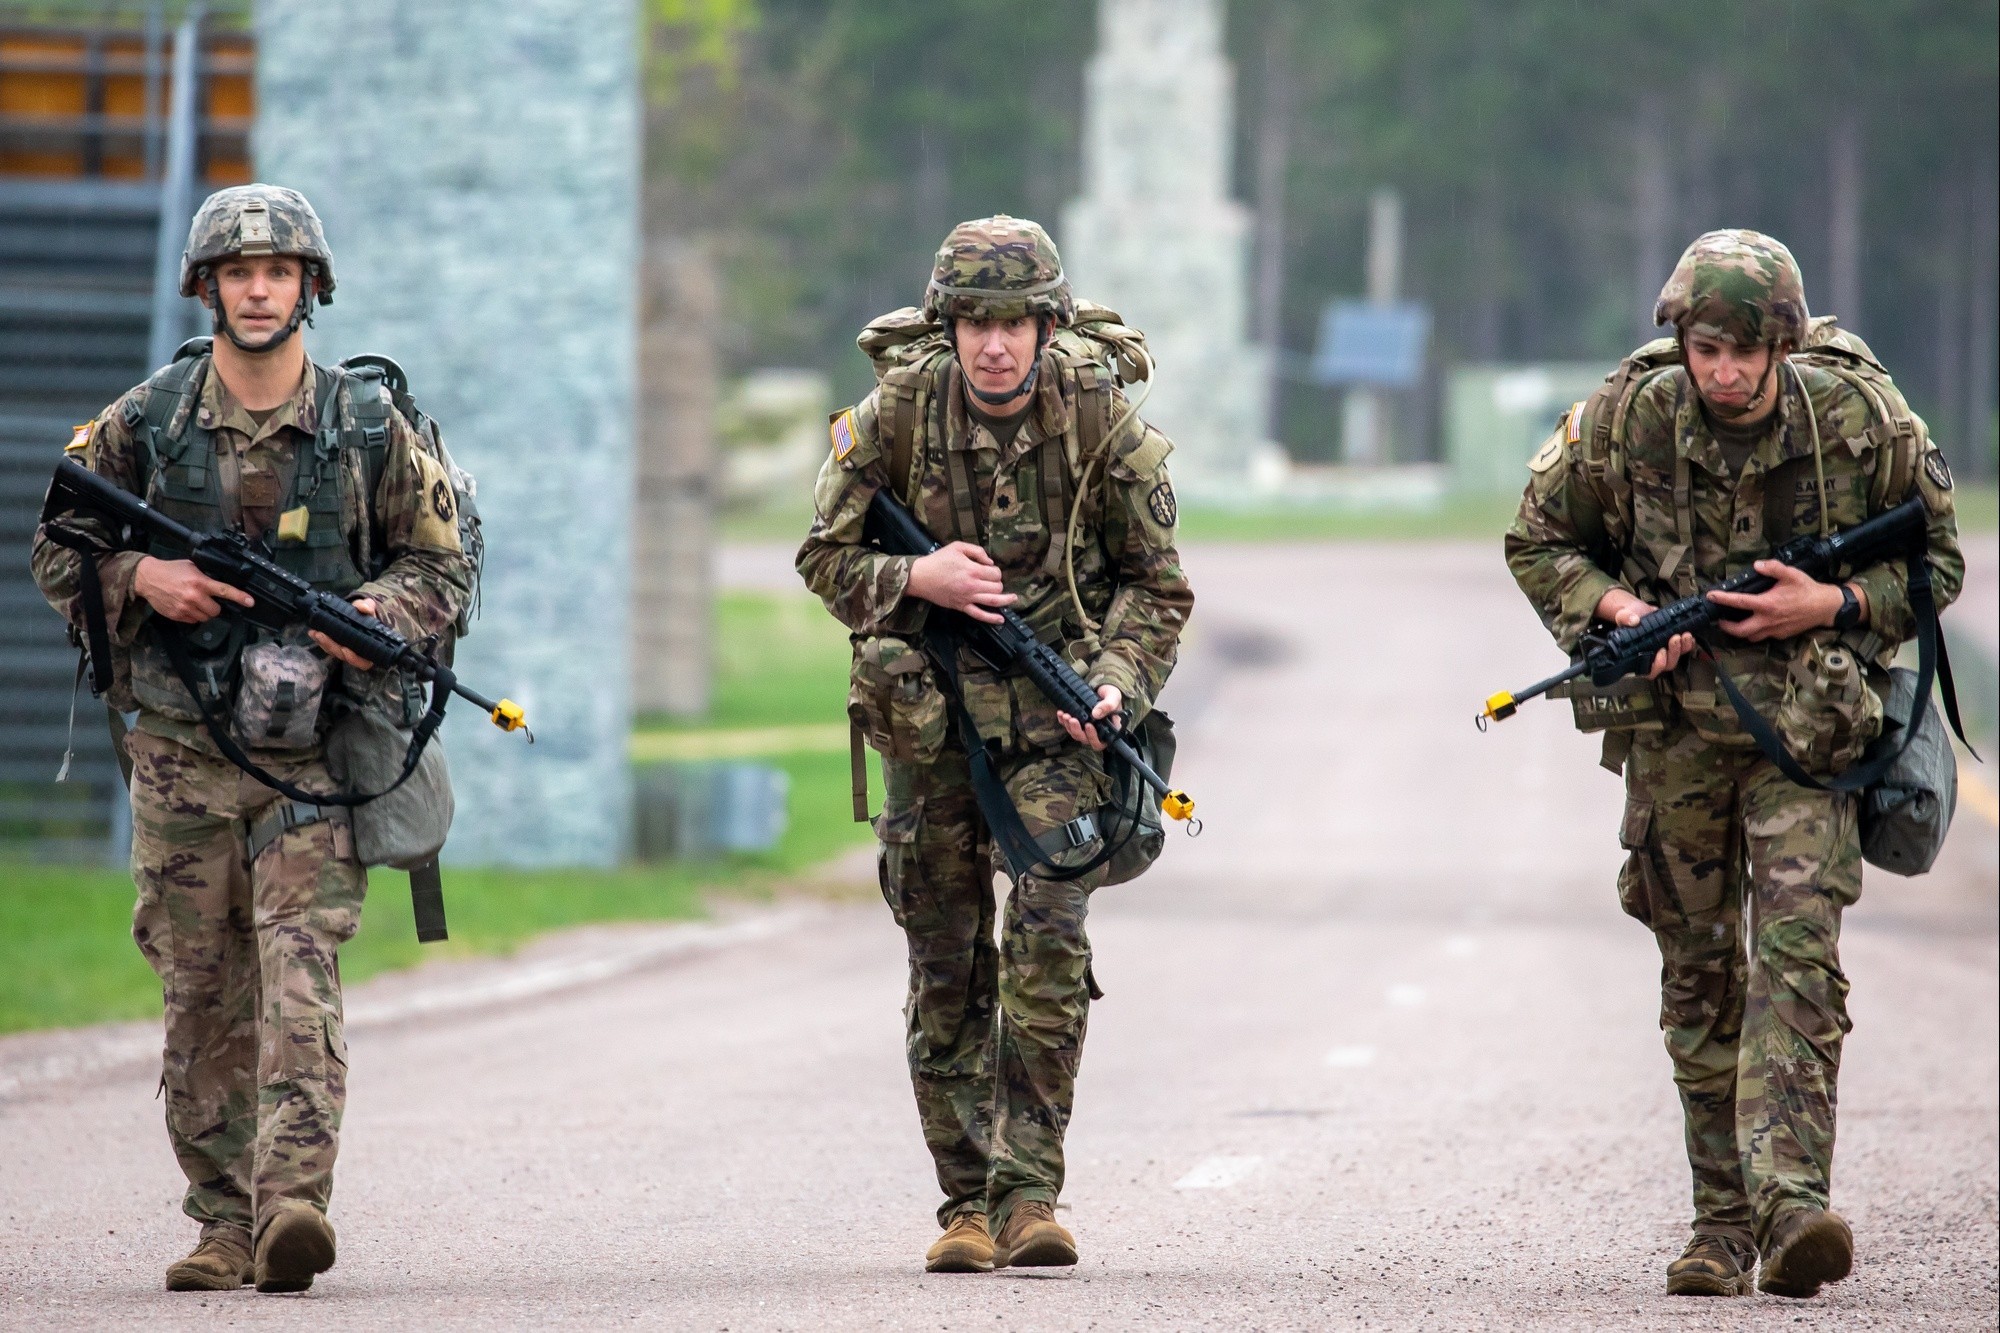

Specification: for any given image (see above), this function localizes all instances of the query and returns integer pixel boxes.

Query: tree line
[647,0,1998,472]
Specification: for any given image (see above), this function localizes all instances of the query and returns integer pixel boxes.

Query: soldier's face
[954,316,1040,412]
[208,256,304,345]
[1685,332,1774,418]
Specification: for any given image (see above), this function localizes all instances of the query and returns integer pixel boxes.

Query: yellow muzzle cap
[491,699,532,739]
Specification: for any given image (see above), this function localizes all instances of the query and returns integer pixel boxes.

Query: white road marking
[1175,1156,1264,1190]
[1442,935,1479,957]
[1325,1045,1377,1068]
[1387,983,1427,1007]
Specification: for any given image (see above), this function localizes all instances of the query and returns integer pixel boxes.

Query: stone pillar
[1062,0,1273,492]
[255,0,638,865]
[634,238,717,720]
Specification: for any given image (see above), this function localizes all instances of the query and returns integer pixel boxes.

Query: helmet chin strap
[203,263,318,354]
[957,315,1052,406]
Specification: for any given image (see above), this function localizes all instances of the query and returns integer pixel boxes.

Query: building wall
[256,0,638,865]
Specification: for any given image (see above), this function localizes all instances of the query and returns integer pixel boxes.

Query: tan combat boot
[1758,1207,1853,1299]
[253,1201,337,1294]
[164,1228,253,1291]
[992,1200,1076,1269]
[925,1211,995,1273]
[1664,1233,1755,1296]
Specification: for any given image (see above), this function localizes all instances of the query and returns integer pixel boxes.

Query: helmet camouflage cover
[179,183,337,301]
[922,214,1074,325]
[1653,228,1807,347]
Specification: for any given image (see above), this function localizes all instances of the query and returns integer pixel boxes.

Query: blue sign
[1311,300,1431,389]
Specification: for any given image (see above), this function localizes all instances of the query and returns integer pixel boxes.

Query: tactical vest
[124,345,398,724]
[863,301,1164,641]
[1558,316,1929,753]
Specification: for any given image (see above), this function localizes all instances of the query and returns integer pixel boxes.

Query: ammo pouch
[848,634,947,765]
[326,684,454,870]
[1858,666,1957,875]
[232,637,331,751]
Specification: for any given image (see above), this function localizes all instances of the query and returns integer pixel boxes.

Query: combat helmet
[1653,229,1809,348]
[922,214,1075,327]
[179,183,335,352]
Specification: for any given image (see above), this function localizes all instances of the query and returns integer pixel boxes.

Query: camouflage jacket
[31,354,472,755]
[1506,347,1962,751]
[796,349,1193,755]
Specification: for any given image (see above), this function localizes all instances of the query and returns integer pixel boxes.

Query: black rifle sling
[1710,549,1974,792]
[155,619,447,807]
[922,621,1138,884]
[41,523,115,694]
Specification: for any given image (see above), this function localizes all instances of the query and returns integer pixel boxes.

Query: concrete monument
[256,0,639,865]
[1062,0,1276,491]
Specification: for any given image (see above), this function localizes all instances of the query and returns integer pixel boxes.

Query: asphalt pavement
[2,537,1995,1331]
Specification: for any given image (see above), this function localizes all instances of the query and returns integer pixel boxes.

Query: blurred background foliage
[644,0,1999,472]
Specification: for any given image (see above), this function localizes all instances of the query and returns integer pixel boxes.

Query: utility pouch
[326,692,453,870]
[848,635,948,765]
[1859,665,1957,876]
[231,637,331,751]
[1551,669,1669,734]
[1772,634,1883,774]
[1097,709,1177,887]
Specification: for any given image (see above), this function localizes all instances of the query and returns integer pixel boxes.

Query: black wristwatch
[1831,583,1862,632]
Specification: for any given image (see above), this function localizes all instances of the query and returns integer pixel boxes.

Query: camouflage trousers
[1618,719,1860,1251]
[876,739,1109,1232]
[125,727,366,1246]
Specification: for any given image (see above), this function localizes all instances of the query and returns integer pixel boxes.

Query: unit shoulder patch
[431,477,455,522]
[1924,450,1953,492]
[1528,433,1565,474]
[1147,480,1177,529]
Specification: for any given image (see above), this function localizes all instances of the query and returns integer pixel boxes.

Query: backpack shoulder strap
[130,353,209,493]
[880,350,948,505]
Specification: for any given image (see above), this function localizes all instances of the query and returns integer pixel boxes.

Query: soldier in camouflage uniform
[31,185,470,1294]
[797,216,1193,1273]
[1507,230,1961,1299]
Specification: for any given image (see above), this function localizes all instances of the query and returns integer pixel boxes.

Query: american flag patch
[65,422,93,453]
[1565,401,1586,444]
[830,409,858,462]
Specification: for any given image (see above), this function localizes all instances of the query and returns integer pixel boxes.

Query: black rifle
[40,456,530,802]
[1477,495,1972,790]
[863,488,1195,874]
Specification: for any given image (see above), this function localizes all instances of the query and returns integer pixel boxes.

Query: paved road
[3,540,1995,1331]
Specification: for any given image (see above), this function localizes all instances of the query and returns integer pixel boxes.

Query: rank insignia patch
[830,409,859,463]
[1147,481,1177,528]
[1925,451,1953,491]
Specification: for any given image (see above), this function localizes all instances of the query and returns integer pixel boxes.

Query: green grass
[2,590,878,1036]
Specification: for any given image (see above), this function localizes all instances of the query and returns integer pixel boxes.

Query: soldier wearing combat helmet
[1506,230,1962,1299]
[798,216,1193,1273]
[31,186,469,1293]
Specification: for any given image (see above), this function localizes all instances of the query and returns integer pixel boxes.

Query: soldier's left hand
[1057,685,1122,752]
[309,597,382,670]
[1707,562,1854,641]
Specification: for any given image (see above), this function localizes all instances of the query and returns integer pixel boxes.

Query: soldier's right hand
[1597,588,1694,679]
[908,541,1018,624]
[133,555,256,623]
